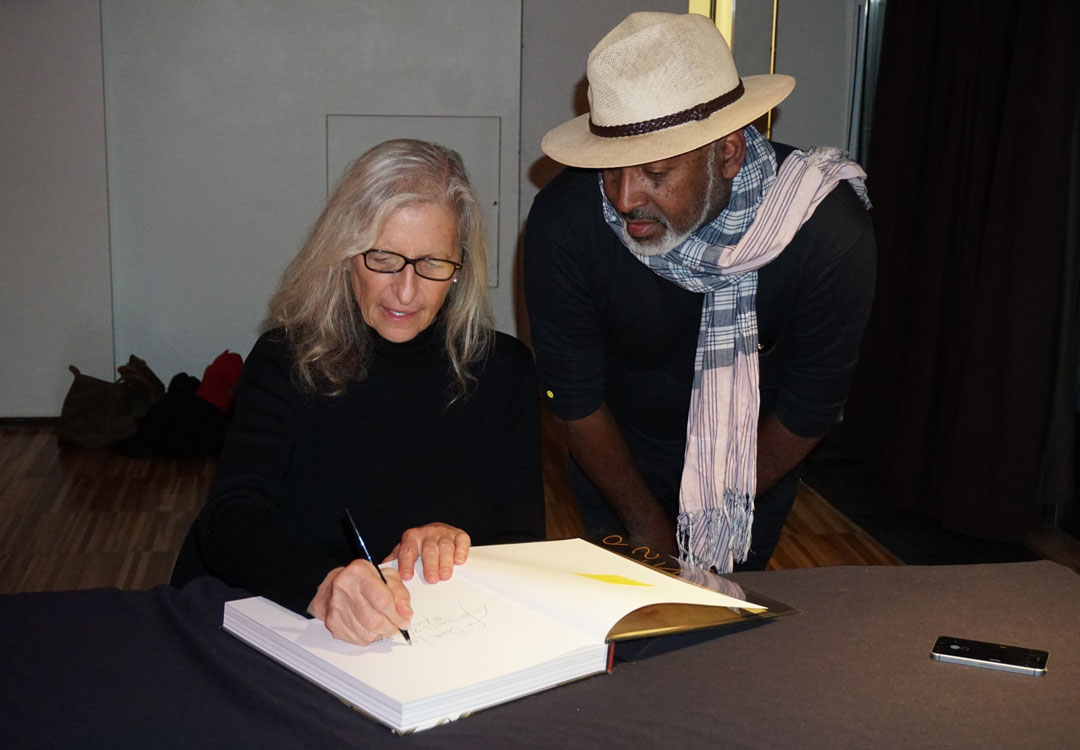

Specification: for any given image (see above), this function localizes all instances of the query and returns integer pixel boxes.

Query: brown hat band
[589,80,746,138]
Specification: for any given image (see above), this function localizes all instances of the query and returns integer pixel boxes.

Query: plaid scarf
[601,126,870,571]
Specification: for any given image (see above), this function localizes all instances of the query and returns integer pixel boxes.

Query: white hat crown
[542,12,795,169]
[587,12,742,129]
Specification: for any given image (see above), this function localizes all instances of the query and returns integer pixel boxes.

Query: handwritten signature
[410,602,489,646]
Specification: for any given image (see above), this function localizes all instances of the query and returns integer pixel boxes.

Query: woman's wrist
[307,566,345,618]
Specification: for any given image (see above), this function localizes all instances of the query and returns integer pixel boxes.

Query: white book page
[228,570,601,706]
[456,539,764,642]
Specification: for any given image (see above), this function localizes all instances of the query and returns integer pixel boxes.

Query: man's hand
[562,405,676,556]
[623,508,676,556]
[385,522,470,583]
[308,561,412,646]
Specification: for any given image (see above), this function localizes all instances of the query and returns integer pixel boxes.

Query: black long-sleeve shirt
[190,325,545,613]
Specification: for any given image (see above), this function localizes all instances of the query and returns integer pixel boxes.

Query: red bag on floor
[194,350,244,413]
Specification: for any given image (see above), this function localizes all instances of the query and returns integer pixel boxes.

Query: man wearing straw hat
[524,12,875,572]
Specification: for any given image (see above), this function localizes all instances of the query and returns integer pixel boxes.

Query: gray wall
[773,0,861,149]
[0,0,113,416]
[101,0,521,389]
[734,0,862,150]
[1,1,859,417]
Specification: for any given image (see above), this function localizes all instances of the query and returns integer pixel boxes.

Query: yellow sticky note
[574,573,652,587]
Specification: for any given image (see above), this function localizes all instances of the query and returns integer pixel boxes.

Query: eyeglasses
[359,249,463,282]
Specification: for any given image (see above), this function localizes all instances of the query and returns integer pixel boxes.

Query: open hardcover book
[223,538,768,733]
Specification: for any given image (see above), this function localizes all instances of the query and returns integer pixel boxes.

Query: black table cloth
[3,561,1077,749]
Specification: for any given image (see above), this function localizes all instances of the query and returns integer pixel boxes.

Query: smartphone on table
[931,635,1048,676]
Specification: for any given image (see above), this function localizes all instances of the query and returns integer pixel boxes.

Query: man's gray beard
[620,148,718,258]
[619,218,697,257]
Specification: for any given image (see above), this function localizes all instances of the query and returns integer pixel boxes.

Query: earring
[452,278,458,284]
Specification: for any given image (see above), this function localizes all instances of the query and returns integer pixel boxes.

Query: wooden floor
[0,425,213,593]
[0,423,900,595]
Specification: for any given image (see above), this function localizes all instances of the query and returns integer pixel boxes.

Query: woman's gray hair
[269,138,494,397]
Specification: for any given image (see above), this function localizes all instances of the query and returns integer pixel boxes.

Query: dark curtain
[846,0,1080,540]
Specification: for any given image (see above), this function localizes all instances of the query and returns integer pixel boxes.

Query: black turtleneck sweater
[190,325,545,614]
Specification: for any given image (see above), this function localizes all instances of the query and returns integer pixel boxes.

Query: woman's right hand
[307,560,412,646]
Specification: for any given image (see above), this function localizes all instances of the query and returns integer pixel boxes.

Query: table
[3,561,1077,749]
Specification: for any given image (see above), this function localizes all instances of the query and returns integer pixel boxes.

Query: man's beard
[618,206,704,257]
[619,148,730,257]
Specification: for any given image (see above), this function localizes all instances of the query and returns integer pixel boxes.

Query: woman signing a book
[172,139,545,645]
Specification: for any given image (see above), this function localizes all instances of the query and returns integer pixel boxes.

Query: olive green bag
[57,356,164,449]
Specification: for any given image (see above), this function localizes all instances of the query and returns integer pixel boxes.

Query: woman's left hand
[385,522,471,583]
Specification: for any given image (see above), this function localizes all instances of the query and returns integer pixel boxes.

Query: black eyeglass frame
[358,249,463,282]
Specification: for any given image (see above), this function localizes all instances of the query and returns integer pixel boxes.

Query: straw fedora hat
[542,12,795,169]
